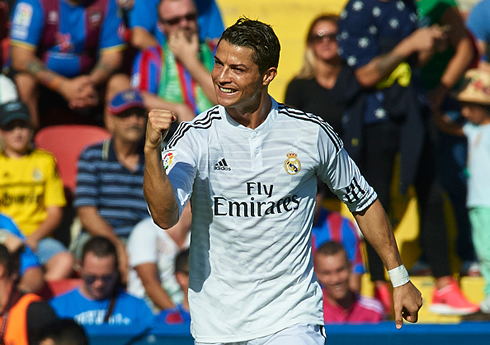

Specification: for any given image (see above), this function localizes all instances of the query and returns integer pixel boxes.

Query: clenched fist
[145,109,177,150]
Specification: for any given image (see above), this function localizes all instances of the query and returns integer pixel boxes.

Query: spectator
[50,236,155,326]
[0,213,44,293]
[129,0,224,50]
[127,204,191,312]
[467,0,490,73]
[0,243,58,344]
[433,69,490,314]
[315,241,384,323]
[337,0,478,315]
[417,0,477,277]
[156,247,191,325]
[8,0,126,128]
[73,89,148,282]
[312,182,365,293]
[0,101,74,281]
[131,0,218,125]
[285,14,354,137]
[38,319,89,345]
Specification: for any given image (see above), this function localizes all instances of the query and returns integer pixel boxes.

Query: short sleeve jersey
[337,0,419,123]
[0,149,66,236]
[49,288,155,326]
[0,213,41,274]
[9,0,125,77]
[312,208,365,274]
[162,98,377,342]
[129,0,224,44]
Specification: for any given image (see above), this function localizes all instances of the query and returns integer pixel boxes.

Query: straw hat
[455,69,490,105]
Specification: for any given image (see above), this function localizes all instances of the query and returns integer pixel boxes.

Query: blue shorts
[35,238,68,265]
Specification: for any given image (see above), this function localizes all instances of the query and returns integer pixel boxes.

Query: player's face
[314,252,351,301]
[80,252,118,300]
[0,120,31,156]
[158,0,198,37]
[309,20,339,62]
[212,40,275,114]
[461,102,490,125]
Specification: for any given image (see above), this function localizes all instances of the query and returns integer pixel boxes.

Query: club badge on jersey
[284,151,301,175]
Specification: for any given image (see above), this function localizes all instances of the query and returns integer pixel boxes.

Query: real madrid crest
[284,151,301,175]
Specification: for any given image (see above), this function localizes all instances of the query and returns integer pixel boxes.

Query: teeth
[219,86,234,93]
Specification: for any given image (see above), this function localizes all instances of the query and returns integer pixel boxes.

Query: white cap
[0,75,19,105]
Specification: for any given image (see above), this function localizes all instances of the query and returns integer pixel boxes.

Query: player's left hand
[393,281,423,329]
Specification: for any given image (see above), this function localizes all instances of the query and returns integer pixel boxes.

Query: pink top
[323,290,385,323]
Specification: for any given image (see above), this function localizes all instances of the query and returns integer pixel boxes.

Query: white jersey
[162,98,376,343]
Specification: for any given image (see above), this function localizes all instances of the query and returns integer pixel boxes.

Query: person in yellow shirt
[0,101,74,281]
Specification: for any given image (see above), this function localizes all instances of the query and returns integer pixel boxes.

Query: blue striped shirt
[74,140,148,237]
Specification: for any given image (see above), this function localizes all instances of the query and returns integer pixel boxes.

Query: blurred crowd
[1,0,490,341]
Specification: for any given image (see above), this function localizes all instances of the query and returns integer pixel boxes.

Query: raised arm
[354,199,423,329]
[144,109,180,229]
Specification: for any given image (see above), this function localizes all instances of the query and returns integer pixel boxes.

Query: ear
[262,67,277,86]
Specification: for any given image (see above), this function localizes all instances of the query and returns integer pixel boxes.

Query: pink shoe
[429,279,479,315]
[374,282,392,316]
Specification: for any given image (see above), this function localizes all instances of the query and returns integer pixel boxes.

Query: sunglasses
[115,108,147,119]
[309,32,337,43]
[83,273,116,285]
[159,13,197,26]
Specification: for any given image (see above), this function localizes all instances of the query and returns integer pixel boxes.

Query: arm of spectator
[131,27,159,50]
[354,26,446,87]
[427,7,475,109]
[165,203,192,249]
[168,30,217,105]
[0,229,24,253]
[135,262,176,310]
[142,92,196,122]
[89,50,123,87]
[354,199,422,329]
[432,109,465,136]
[25,206,62,252]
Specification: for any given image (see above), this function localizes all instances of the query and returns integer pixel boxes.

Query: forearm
[181,58,217,104]
[439,37,474,90]
[11,47,67,92]
[89,51,123,86]
[143,145,180,229]
[141,275,175,310]
[355,40,414,87]
[131,27,159,50]
[77,207,119,243]
[354,199,402,271]
[29,207,63,242]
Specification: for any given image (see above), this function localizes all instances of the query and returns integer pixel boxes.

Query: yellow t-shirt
[0,149,66,236]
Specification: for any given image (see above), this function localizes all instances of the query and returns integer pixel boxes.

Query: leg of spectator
[15,73,40,128]
[18,267,45,293]
[44,251,75,281]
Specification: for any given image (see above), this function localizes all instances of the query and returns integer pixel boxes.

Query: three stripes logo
[214,158,231,171]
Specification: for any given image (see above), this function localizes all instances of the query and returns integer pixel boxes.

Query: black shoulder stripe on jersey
[166,107,221,149]
[277,104,343,152]
[345,177,366,204]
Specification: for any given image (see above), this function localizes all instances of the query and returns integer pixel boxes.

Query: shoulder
[30,148,56,160]
[51,287,80,304]
[79,141,107,159]
[165,105,222,149]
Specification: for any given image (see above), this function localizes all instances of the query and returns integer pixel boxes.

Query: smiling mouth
[218,86,236,94]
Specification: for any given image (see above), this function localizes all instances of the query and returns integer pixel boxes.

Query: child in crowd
[433,69,490,314]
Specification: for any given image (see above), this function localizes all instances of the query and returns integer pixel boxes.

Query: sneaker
[409,260,433,276]
[374,282,393,316]
[429,279,480,315]
[480,296,490,314]
[460,261,481,277]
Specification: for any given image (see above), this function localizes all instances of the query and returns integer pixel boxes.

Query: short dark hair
[316,241,349,263]
[0,243,21,279]
[37,319,88,345]
[175,248,190,274]
[81,236,118,269]
[218,17,281,74]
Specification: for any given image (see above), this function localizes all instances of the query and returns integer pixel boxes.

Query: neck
[315,57,342,89]
[327,290,356,310]
[226,91,272,129]
[3,147,28,158]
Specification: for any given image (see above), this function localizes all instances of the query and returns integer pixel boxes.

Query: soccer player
[144,18,422,344]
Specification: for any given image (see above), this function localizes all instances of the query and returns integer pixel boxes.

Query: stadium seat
[34,124,111,202]
[36,278,82,300]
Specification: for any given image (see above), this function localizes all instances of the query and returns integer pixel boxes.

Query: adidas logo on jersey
[214,158,231,171]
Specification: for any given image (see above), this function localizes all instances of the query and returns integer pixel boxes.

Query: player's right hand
[393,281,423,329]
[146,109,177,150]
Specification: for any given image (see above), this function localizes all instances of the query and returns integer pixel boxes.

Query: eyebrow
[214,56,248,69]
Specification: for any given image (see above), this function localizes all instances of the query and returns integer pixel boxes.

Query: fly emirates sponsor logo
[213,181,300,217]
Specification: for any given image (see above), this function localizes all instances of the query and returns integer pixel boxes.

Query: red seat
[36,278,82,300]
[34,125,111,202]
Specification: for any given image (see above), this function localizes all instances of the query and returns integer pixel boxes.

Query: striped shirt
[162,98,377,342]
[74,140,148,238]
